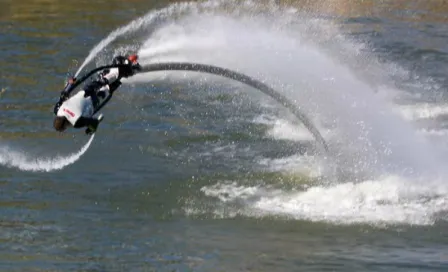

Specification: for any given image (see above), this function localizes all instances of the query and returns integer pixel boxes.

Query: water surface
[1,0,448,271]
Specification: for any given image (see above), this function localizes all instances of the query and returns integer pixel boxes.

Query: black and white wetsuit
[55,68,120,128]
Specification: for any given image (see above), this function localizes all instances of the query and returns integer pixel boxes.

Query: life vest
[56,91,94,126]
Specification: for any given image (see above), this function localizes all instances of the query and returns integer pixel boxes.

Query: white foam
[419,128,448,137]
[397,103,448,121]
[0,135,95,172]
[201,182,274,203]
[199,176,448,225]
[258,154,324,178]
[253,115,314,142]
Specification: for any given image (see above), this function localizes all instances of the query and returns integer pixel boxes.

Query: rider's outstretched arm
[58,77,78,103]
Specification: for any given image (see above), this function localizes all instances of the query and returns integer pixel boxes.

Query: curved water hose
[75,63,328,151]
[138,63,328,152]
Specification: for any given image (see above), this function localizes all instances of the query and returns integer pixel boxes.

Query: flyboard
[63,59,328,152]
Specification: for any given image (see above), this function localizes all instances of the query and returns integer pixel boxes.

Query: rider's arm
[54,78,76,115]
[59,78,77,100]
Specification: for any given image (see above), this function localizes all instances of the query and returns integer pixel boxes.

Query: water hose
[70,62,328,151]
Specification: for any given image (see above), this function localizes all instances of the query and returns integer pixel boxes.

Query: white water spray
[136,9,441,178]
[0,135,95,172]
[81,0,448,225]
[75,0,232,76]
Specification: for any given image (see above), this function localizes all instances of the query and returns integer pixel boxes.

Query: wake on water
[4,0,448,225]
[0,135,95,172]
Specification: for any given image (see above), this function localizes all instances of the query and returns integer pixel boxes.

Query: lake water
[1,0,448,271]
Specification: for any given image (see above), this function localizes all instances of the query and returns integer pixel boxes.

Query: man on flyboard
[53,54,141,135]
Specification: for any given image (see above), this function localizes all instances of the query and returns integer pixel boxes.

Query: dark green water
[1,0,448,271]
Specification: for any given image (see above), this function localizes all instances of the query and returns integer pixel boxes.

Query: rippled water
[1,0,448,271]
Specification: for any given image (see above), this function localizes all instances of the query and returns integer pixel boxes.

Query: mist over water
[83,0,443,177]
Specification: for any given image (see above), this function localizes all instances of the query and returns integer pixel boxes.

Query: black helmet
[53,116,69,132]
